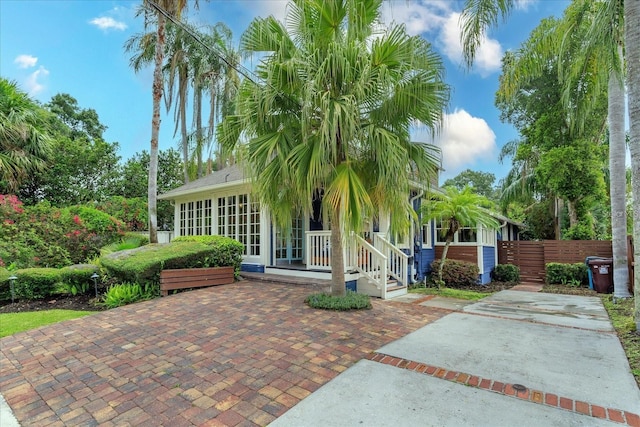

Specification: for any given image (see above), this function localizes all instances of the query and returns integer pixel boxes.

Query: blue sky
[1,0,569,183]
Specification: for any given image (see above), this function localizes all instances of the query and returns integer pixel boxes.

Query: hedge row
[0,264,99,301]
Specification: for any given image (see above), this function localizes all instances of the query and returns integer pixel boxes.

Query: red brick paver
[0,281,447,426]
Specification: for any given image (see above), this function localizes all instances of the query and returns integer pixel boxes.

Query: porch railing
[374,233,409,287]
[306,231,333,270]
[351,234,388,298]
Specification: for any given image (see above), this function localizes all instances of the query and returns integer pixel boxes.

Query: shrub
[172,235,244,274]
[100,241,221,284]
[430,259,479,288]
[58,264,100,296]
[545,262,589,286]
[101,282,157,309]
[9,268,62,300]
[100,234,148,256]
[94,197,148,231]
[305,291,372,310]
[491,264,520,283]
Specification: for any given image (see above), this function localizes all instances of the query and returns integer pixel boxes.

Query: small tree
[422,186,499,289]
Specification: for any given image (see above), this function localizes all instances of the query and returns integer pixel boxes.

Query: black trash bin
[587,258,613,294]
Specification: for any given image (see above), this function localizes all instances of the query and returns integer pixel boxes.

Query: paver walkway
[0,281,448,426]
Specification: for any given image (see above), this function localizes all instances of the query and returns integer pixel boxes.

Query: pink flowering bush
[0,195,125,268]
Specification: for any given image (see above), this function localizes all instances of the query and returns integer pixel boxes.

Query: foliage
[601,295,640,386]
[100,235,148,256]
[58,264,99,296]
[94,197,148,231]
[0,310,93,338]
[545,262,589,287]
[6,268,62,300]
[101,282,158,309]
[18,93,121,206]
[491,264,520,283]
[219,0,448,295]
[0,78,53,193]
[172,235,243,273]
[115,149,183,229]
[0,195,125,268]
[429,259,479,288]
[100,241,222,284]
[305,291,371,311]
[443,169,499,202]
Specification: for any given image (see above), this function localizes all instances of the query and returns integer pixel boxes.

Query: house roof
[158,164,246,200]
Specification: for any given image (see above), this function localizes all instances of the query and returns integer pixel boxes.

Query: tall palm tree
[142,0,193,243]
[219,0,449,296]
[625,0,640,326]
[0,78,53,192]
[462,0,631,298]
[421,186,499,289]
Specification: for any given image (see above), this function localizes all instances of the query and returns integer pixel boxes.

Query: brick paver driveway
[0,281,448,426]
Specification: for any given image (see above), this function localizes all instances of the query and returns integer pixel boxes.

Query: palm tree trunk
[566,200,578,228]
[438,238,453,290]
[330,209,346,296]
[148,13,165,244]
[625,0,640,328]
[609,64,631,298]
[180,79,190,183]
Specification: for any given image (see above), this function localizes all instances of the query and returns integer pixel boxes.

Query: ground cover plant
[409,286,492,301]
[0,309,93,338]
[601,296,640,386]
[305,291,372,311]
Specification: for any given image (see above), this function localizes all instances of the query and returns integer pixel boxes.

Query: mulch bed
[541,284,600,296]
[0,294,104,314]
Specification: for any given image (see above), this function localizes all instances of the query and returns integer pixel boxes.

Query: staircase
[350,234,408,299]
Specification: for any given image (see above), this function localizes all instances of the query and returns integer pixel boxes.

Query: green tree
[18,93,121,206]
[0,79,53,192]
[116,148,183,229]
[460,0,639,328]
[421,186,499,289]
[219,0,449,295]
[443,169,497,201]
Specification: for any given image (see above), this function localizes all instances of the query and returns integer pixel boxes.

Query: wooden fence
[497,240,613,283]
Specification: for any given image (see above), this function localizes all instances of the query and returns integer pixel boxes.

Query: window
[435,219,477,245]
[422,221,432,248]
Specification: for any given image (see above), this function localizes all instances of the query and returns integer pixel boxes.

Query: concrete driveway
[272,290,640,426]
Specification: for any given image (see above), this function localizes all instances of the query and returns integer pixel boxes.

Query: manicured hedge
[6,268,62,300]
[100,239,241,284]
[172,235,244,274]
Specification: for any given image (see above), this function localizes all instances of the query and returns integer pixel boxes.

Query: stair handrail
[351,234,387,296]
[374,233,409,287]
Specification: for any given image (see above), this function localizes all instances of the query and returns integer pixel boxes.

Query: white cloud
[14,54,38,69]
[25,66,49,96]
[89,16,127,31]
[380,2,503,77]
[413,109,497,176]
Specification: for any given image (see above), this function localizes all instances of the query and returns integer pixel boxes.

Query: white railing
[374,233,409,287]
[306,231,333,270]
[351,234,387,297]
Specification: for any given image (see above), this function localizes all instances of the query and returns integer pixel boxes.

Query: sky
[0,0,570,184]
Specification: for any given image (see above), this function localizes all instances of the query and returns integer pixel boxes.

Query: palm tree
[625,0,640,326]
[0,78,53,192]
[421,186,499,289]
[219,0,449,296]
[462,0,631,298]
[142,0,194,244]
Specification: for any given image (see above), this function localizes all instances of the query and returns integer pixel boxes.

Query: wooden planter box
[160,266,235,296]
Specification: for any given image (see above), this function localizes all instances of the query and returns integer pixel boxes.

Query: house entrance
[275,215,304,264]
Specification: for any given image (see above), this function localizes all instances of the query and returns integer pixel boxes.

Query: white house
[159,165,521,299]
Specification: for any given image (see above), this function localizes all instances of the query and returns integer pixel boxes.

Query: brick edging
[366,352,640,427]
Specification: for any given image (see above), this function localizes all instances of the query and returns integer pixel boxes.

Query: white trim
[422,220,432,249]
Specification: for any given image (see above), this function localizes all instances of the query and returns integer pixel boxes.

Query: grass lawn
[601,296,640,386]
[0,310,93,338]
[409,287,490,301]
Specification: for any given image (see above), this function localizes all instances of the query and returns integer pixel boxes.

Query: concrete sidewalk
[272,290,640,426]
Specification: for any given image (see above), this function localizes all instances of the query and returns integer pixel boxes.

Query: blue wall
[480,246,495,284]
[346,280,357,292]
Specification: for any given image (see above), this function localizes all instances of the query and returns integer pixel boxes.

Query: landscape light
[8,275,17,304]
[91,273,99,298]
